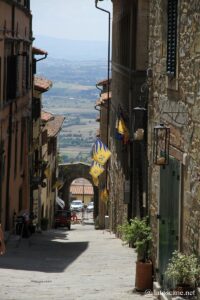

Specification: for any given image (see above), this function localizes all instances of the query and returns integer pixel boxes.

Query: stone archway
[58,163,99,218]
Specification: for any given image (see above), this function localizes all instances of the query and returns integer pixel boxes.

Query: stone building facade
[32,75,52,229]
[148,0,200,286]
[0,0,32,230]
[109,0,149,232]
[95,79,111,228]
[41,111,64,228]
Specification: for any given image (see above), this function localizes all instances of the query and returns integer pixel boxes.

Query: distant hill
[33,35,108,61]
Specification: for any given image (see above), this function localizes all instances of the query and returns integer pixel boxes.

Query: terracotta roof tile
[41,111,54,122]
[95,91,111,108]
[96,78,112,86]
[45,115,65,137]
[100,91,112,102]
[33,46,48,55]
[34,76,52,92]
[70,185,94,195]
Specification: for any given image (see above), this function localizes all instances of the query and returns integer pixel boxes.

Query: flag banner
[116,116,130,144]
[44,166,51,179]
[100,188,109,202]
[89,160,104,178]
[92,139,111,165]
[92,176,99,187]
[115,119,123,141]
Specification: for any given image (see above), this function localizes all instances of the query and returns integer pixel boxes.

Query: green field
[40,59,105,163]
[53,82,94,91]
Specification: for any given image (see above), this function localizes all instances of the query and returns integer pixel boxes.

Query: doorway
[158,157,181,287]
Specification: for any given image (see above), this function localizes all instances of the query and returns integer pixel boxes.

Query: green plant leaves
[165,250,200,286]
[118,217,152,262]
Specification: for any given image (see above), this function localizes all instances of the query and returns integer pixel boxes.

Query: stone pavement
[0,219,155,300]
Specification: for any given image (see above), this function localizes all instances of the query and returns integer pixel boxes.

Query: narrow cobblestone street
[0,218,154,300]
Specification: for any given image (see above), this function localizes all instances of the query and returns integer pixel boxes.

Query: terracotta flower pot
[135,260,153,292]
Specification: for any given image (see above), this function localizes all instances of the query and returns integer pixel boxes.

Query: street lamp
[133,107,147,141]
[153,123,170,165]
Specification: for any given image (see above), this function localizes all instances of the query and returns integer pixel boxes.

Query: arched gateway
[58,163,99,218]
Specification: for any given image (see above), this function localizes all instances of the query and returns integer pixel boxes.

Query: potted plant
[118,217,153,291]
[165,251,200,296]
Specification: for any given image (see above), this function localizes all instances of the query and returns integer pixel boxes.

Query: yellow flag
[92,176,99,187]
[44,166,51,179]
[117,118,130,144]
[100,188,109,202]
[92,139,111,165]
[89,161,104,178]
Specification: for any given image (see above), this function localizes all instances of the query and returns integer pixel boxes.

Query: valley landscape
[37,58,107,163]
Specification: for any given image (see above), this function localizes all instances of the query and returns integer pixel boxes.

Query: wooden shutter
[6,55,17,100]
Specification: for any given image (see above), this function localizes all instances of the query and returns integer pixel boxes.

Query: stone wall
[108,137,128,232]
[148,0,200,265]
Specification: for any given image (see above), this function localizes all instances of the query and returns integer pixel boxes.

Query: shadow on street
[0,229,88,273]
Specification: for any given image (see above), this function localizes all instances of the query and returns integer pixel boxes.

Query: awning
[56,197,65,209]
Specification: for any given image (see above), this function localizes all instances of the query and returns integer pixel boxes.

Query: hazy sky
[31,0,112,41]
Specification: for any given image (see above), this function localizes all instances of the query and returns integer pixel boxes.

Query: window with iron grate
[167,0,178,76]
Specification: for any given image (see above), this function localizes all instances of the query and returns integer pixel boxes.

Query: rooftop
[96,78,112,86]
[96,91,112,107]
[34,77,52,93]
[45,115,65,137]
[70,185,94,195]
[41,111,54,122]
[33,46,48,56]
[100,91,112,102]
[41,110,65,137]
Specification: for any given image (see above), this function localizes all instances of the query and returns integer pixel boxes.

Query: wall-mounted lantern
[153,123,170,165]
[133,107,146,141]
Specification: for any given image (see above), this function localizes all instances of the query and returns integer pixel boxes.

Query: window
[3,49,19,102]
[24,0,30,10]
[113,13,131,67]
[167,0,178,76]
[22,44,30,92]
[5,55,18,101]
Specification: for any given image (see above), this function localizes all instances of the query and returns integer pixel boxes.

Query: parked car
[87,202,94,213]
[54,210,71,230]
[70,200,84,212]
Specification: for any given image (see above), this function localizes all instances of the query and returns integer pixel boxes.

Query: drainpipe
[95,83,103,92]
[95,0,111,147]
[94,104,100,112]
[95,0,111,221]
[35,53,48,62]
